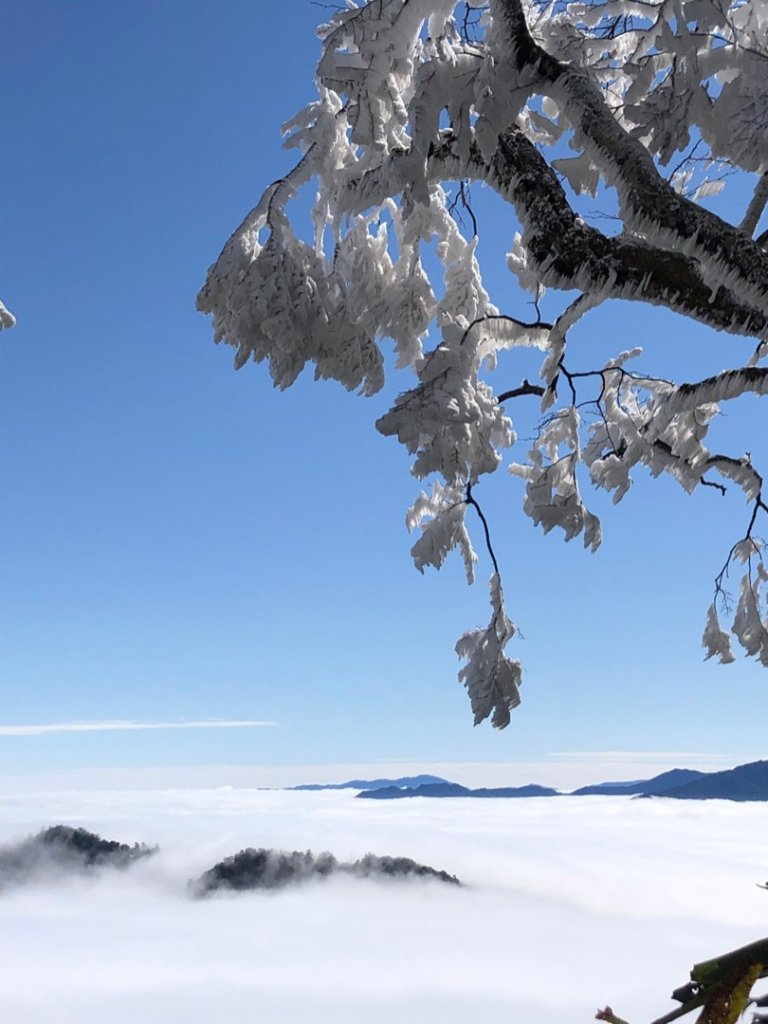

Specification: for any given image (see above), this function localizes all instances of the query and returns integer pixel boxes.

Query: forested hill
[357,783,559,800]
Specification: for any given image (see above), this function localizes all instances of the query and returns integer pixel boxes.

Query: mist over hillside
[191,848,460,895]
[0,826,154,888]
[0,825,460,896]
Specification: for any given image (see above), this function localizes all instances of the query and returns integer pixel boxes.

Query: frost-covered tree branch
[494,0,768,313]
[199,0,768,727]
[441,129,768,338]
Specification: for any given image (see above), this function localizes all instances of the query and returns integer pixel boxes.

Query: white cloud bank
[1,789,767,1024]
[0,719,275,736]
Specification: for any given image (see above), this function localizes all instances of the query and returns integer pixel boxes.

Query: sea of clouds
[1,787,767,1024]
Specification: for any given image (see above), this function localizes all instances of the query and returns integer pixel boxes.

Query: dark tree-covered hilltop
[191,847,460,896]
[0,825,154,887]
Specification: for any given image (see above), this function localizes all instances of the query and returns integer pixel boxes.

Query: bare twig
[465,480,500,577]
[497,379,546,401]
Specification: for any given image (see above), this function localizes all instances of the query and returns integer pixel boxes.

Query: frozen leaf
[702,604,736,664]
[732,572,768,666]
[456,574,521,729]
[407,482,477,583]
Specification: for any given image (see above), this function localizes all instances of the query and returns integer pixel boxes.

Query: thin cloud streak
[0,720,276,737]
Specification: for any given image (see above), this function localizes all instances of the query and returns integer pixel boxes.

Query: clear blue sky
[1,1,766,782]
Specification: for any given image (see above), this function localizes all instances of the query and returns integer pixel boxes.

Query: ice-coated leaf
[702,604,736,664]
[732,572,768,666]
[552,152,601,197]
[693,179,726,201]
[456,574,521,729]
[407,482,477,583]
[732,538,763,564]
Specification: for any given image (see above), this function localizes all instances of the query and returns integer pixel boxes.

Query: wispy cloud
[0,719,276,737]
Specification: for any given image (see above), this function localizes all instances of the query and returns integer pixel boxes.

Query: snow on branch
[645,367,768,442]
[442,128,768,339]
[495,0,768,315]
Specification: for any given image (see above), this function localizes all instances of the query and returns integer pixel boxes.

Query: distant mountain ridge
[289,775,449,792]
[358,783,559,800]
[654,760,768,801]
[287,760,768,802]
[572,769,708,797]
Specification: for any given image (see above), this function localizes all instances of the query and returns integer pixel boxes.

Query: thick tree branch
[339,132,768,342]
[431,130,768,339]
[493,0,768,314]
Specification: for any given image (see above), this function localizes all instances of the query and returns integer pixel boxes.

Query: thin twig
[465,480,500,577]
[497,379,546,401]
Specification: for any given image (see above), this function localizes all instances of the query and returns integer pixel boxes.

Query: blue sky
[1,1,766,785]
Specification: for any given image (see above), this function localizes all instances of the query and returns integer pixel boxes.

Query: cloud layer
[1,788,768,1024]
